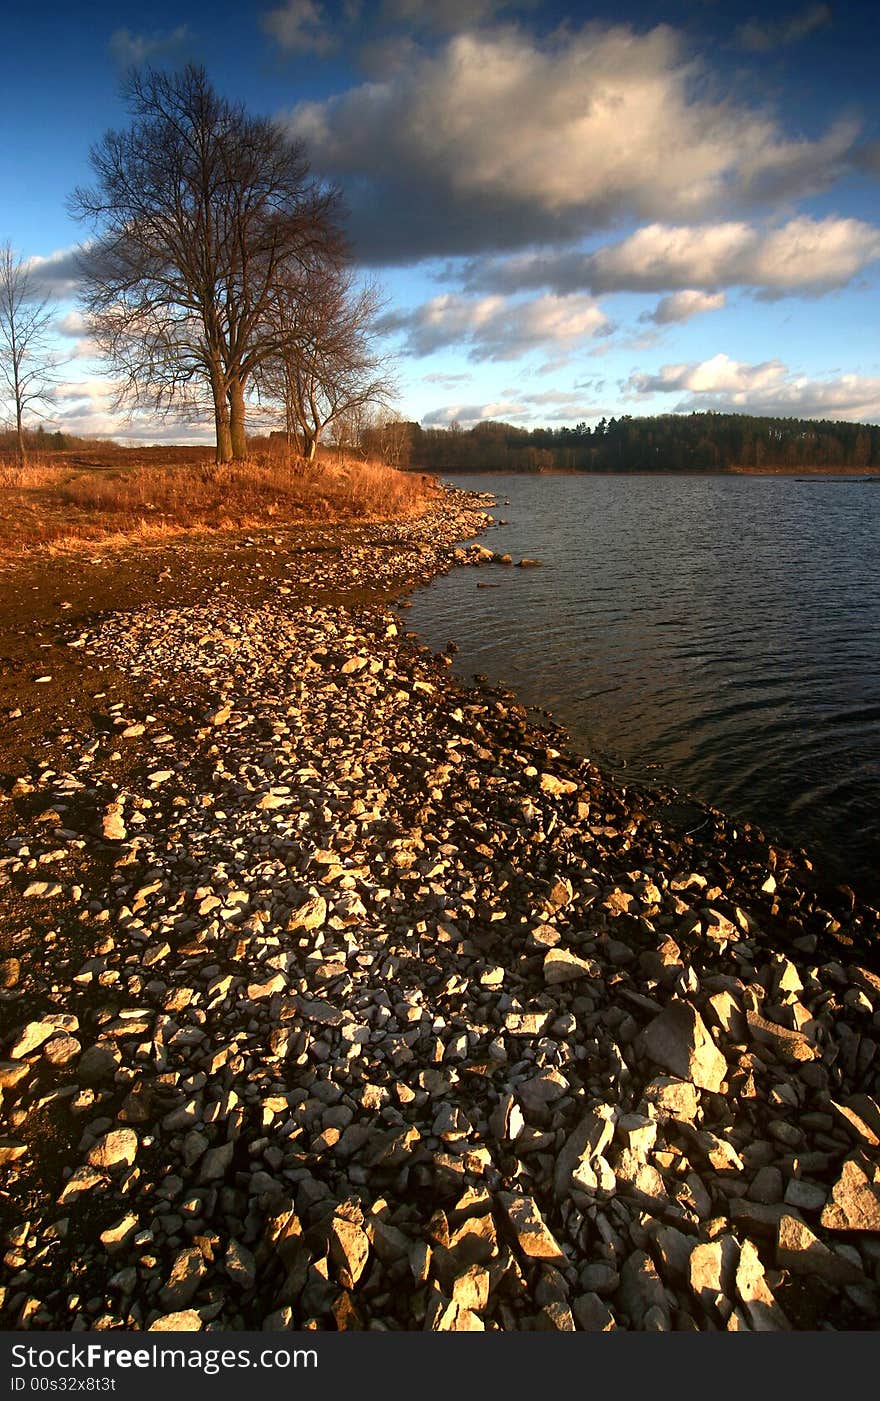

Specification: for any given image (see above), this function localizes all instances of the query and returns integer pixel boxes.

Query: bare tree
[0,243,57,463]
[258,266,394,464]
[360,407,412,469]
[71,65,344,462]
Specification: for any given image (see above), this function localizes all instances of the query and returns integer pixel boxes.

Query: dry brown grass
[0,445,438,556]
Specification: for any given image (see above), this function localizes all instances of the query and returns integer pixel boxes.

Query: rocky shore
[1,487,879,1333]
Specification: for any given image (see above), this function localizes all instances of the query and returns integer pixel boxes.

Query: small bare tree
[362,407,411,469]
[0,243,57,463]
[258,267,394,465]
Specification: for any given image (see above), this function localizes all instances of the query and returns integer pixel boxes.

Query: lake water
[408,472,880,904]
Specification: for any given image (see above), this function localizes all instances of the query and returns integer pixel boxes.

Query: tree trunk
[11,347,25,464]
[229,377,247,460]
[209,361,232,463]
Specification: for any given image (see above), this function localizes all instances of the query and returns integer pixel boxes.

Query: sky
[1,0,879,441]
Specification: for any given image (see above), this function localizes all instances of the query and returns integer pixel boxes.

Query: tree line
[378,412,880,474]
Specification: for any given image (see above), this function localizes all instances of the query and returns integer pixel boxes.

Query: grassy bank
[0,444,437,556]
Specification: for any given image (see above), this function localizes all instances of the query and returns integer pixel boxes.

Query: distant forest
[378,412,880,474]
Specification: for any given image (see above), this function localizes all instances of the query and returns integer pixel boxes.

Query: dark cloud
[26,247,86,300]
[380,0,539,32]
[737,3,832,52]
[107,26,191,68]
[261,0,338,55]
[283,23,856,264]
[853,140,880,177]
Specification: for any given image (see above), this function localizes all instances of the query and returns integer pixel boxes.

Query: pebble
[1,488,879,1333]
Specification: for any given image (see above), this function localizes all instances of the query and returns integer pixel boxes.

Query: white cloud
[421,390,605,427]
[468,217,880,299]
[631,353,788,397]
[644,290,727,324]
[421,371,469,385]
[53,313,99,361]
[262,0,336,54]
[284,23,857,261]
[378,291,610,358]
[746,217,880,294]
[421,400,530,426]
[108,26,190,68]
[627,353,880,421]
[50,377,215,443]
[737,3,831,52]
[517,389,606,420]
[54,378,116,407]
[55,311,88,338]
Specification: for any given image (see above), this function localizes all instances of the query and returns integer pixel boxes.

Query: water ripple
[410,473,880,901]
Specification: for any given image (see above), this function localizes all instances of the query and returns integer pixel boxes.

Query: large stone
[638,1001,727,1092]
[553,1109,615,1198]
[687,1237,739,1318]
[148,1311,202,1332]
[86,1129,138,1171]
[9,1021,56,1060]
[539,773,577,797]
[58,1166,106,1203]
[735,1239,790,1331]
[160,1247,207,1310]
[0,1061,33,1090]
[328,1213,371,1290]
[498,1192,567,1264]
[78,1044,121,1085]
[646,1224,692,1284]
[616,1250,668,1327]
[198,1141,235,1183]
[286,896,327,932]
[102,807,127,842]
[777,1214,865,1285]
[516,1068,569,1115]
[821,1155,880,1232]
[100,1215,139,1252]
[543,948,600,985]
[451,1264,490,1313]
[424,1289,484,1331]
[43,1035,81,1067]
[572,1293,616,1331]
[0,1139,27,1166]
[225,1239,257,1290]
[641,1076,699,1123]
[829,1100,880,1148]
[246,973,286,1001]
[745,1010,817,1064]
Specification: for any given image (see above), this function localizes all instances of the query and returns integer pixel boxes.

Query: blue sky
[2,0,879,440]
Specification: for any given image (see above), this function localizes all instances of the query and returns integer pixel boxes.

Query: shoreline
[431,467,880,478]
[1,488,880,1331]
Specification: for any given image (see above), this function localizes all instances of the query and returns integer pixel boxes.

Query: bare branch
[255,265,397,462]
